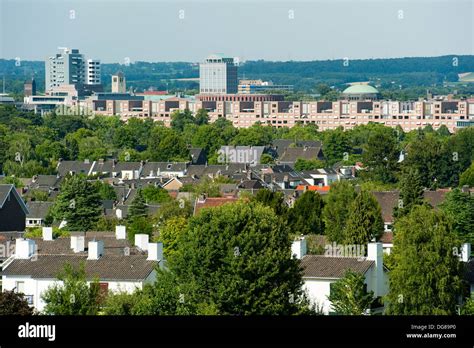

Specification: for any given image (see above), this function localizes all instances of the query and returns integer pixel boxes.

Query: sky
[1,0,473,63]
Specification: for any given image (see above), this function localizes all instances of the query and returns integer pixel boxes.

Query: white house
[1,227,162,312]
[295,239,388,315]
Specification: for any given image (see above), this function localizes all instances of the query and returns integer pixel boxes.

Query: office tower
[199,54,238,94]
[86,59,101,85]
[45,48,85,91]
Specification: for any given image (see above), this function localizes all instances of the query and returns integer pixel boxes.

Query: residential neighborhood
[0,0,474,346]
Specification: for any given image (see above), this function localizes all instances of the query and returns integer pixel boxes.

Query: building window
[15,281,25,294]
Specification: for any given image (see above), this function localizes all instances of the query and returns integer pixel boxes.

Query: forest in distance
[2,55,474,97]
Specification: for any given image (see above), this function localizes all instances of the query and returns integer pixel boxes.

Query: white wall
[2,272,156,312]
[303,268,388,315]
[303,278,334,314]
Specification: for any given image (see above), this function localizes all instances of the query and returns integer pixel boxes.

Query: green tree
[128,189,148,220]
[287,191,325,235]
[393,168,425,218]
[386,205,464,315]
[459,162,474,187]
[328,270,374,315]
[402,133,445,189]
[157,216,188,260]
[461,295,474,315]
[102,291,139,315]
[440,189,474,245]
[42,263,101,315]
[154,199,193,227]
[94,181,117,201]
[0,290,34,315]
[194,109,209,125]
[171,201,312,314]
[344,190,384,245]
[294,158,325,171]
[170,109,195,132]
[141,185,172,204]
[126,216,153,243]
[50,175,102,231]
[362,128,400,183]
[323,181,357,243]
[260,153,274,164]
[252,189,288,217]
[321,127,350,165]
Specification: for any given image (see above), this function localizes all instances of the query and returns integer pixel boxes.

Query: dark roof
[301,255,374,279]
[189,148,206,164]
[237,180,265,190]
[90,160,115,173]
[372,191,399,223]
[279,147,323,163]
[186,164,246,178]
[372,190,449,223]
[26,201,53,219]
[56,160,93,176]
[272,139,321,158]
[2,255,156,281]
[30,175,62,189]
[113,204,160,219]
[0,185,29,214]
[113,161,142,172]
[141,162,187,176]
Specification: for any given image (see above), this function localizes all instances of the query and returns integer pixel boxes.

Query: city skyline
[1,0,473,63]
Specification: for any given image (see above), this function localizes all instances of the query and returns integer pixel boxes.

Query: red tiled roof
[378,232,393,244]
[194,197,238,215]
[296,185,330,192]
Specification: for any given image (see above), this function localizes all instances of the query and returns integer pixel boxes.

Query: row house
[88,94,474,133]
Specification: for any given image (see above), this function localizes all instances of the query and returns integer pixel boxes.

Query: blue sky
[1,0,473,62]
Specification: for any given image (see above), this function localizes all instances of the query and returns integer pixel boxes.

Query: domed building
[342,84,380,101]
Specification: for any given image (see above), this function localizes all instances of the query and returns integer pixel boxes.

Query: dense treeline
[0,105,473,191]
[2,55,474,95]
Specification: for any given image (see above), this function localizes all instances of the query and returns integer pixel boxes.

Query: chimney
[42,227,53,241]
[134,234,149,251]
[98,158,104,164]
[84,159,90,164]
[70,235,85,253]
[147,242,164,266]
[15,238,36,259]
[461,185,469,193]
[461,243,471,262]
[115,225,126,240]
[291,237,307,259]
[367,242,383,297]
[88,240,104,260]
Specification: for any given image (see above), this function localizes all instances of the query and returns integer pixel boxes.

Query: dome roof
[342,84,379,94]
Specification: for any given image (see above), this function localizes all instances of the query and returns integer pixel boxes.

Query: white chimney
[461,243,471,262]
[147,242,164,265]
[367,242,383,297]
[115,225,126,240]
[135,234,149,251]
[70,235,85,253]
[88,240,104,260]
[15,238,36,259]
[42,227,53,241]
[291,237,307,259]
